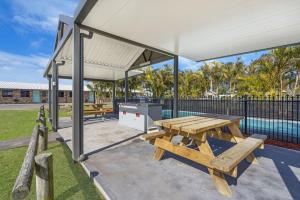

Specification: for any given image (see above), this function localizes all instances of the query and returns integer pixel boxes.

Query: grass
[0,110,41,141]
[58,108,71,118]
[0,108,71,141]
[0,142,103,200]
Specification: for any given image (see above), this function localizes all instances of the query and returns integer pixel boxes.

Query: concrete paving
[58,120,300,200]
[58,119,142,156]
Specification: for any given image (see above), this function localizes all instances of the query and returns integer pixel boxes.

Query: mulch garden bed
[265,139,300,151]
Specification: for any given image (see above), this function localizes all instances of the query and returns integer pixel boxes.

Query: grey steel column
[93,91,96,103]
[48,77,52,120]
[173,55,179,118]
[113,80,116,113]
[125,71,128,103]
[52,61,58,131]
[72,23,84,161]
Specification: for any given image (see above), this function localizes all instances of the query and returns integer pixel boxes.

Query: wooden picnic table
[84,103,106,110]
[142,114,266,197]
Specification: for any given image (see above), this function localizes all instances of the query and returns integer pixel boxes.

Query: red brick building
[0,81,94,104]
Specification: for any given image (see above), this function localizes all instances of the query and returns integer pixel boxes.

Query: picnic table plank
[171,117,216,130]
[181,118,233,134]
[211,134,267,172]
[154,116,198,126]
[167,116,212,128]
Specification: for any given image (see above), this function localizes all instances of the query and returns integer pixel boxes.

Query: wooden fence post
[38,126,48,152]
[35,153,53,200]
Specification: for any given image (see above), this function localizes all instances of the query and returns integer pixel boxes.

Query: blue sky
[0,0,267,85]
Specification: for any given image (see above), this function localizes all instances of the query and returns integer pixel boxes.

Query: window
[69,91,72,97]
[58,91,64,97]
[2,89,13,97]
[41,91,47,97]
[20,90,30,97]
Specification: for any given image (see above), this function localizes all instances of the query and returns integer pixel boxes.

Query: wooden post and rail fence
[11,105,54,200]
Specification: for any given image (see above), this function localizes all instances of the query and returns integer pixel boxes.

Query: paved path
[0,132,61,150]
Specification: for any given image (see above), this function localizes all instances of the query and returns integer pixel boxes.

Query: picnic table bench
[70,104,113,118]
[141,114,267,197]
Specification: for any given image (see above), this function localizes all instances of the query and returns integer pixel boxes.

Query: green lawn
[0,110,41,141]
[0,109,71,141]
[0,142,103,200]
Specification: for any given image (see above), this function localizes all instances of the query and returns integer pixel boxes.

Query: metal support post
[51,61,58,132]
[113,80,116,113]
[173,55,179,118]
[125,71,128,103]
[48,77,52,121]
[72,23,93,162]
[72,23,84,161]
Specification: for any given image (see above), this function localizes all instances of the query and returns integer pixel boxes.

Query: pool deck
[58,118,300,200]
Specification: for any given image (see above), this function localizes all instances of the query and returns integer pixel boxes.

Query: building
[0,81,94,104]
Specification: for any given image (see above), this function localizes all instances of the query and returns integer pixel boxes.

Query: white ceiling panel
[48,29,145,80]
[82,0,300,61]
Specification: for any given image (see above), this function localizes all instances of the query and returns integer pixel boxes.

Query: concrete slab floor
[58,120,300,200]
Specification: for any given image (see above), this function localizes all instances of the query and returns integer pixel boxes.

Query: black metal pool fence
[114,96,300,144]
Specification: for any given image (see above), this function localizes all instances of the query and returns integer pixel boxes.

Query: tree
[87,81,113,103]
[144,65,173,98]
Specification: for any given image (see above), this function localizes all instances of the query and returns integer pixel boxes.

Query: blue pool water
[162,110,300,143]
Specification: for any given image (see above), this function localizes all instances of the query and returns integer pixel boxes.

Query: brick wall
[0,89,91,104]
[0,89,32,104]
[58,91,72,103]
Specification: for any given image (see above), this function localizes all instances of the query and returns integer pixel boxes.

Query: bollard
[35,153,53,200]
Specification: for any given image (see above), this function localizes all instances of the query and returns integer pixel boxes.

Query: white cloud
[11,0,78,33]
[0,51,49,71]
[179,57,202,71]
[30,38,45,49]
[0,51,50,83]
[0,66,13,71]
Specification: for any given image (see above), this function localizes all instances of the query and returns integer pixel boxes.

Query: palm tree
[289,46,300,96]
[144,65,173,98]
[87,81,113,103]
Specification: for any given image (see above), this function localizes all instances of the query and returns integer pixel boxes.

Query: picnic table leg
[228,123,258,164]
[153,129,174,161]
[196,133,232,197]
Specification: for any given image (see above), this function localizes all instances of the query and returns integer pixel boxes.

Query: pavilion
[44,0,300,162]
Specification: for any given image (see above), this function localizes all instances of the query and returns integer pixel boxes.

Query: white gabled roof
[48,31,145,80]
[82,0,300,61]
[0,81,90,91]
[45,0,300,80]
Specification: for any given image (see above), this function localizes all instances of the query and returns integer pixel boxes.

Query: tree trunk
[293,73,299,96]
[280,73,283,97]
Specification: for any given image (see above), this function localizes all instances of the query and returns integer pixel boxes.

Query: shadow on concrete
[163,136,300,199]
[259,146,300,200]
[162,137,252,186]
[85,133,144,157]
[58,114,118,129]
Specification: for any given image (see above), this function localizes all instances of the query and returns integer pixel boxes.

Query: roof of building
[44,15,170,81]
[44,0,300,81]
[0,81,90,91]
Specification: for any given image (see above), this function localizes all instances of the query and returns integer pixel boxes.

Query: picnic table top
[154,114,243,134]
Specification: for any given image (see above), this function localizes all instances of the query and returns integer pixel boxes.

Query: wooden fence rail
[12,125,39,199]
[12,106,53,200]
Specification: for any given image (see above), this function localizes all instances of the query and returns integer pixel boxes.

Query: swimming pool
[162,110,300,143]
